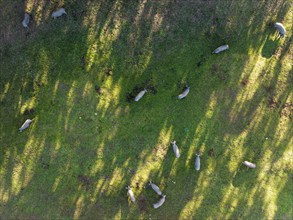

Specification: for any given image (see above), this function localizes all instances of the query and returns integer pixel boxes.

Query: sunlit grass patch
[0,0,292,219]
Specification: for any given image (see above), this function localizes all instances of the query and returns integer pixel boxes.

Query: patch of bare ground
[267,97,280,109]
[138,196,149,212]
[280,102,292,119]
[78,174,93,190]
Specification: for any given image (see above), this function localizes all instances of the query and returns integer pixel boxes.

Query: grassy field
[0,0,292,219]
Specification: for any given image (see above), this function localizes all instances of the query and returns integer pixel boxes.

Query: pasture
[0,0,292,219]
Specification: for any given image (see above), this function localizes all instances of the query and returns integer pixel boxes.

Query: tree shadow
[0,0,292,219]
[261,35,281,58]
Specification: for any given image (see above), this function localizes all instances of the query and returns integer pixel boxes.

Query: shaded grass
[0,0,292,219]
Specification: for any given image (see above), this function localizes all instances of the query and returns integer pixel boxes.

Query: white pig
[274,22,286,37]
[195,154,200,171]
[212,44,229,54]
[149,181,162,196]
[51,8,67,19]
[126,185,135,203]
[153,194,166,209]
[22,13,30,28]
[171,140,180,158]
[19,119,33,132]
[178,86,190,99]
[134,89,147,102]
[243,161,256,169]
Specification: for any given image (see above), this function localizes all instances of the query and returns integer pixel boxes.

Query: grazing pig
[243,161,256,169]
[195,154,200,171]
[274,22,286,37]
[126,186,135,203]
[178,86,190,99]
[153,194,166,209]
[19,119,33,132]
[149,181,162,196]
[171,140,180,158]
[22,13,30,28]
[134,89,147,102]
[212,44,229,54]
[51,8,67,19]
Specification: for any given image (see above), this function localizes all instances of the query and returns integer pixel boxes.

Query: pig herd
[18,7,286,210]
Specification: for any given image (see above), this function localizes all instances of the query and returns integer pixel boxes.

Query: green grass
[0,0,292,219]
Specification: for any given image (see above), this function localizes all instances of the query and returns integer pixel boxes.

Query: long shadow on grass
[0,0,292,219]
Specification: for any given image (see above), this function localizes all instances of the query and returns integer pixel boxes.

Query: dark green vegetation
[0,0,292,219]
